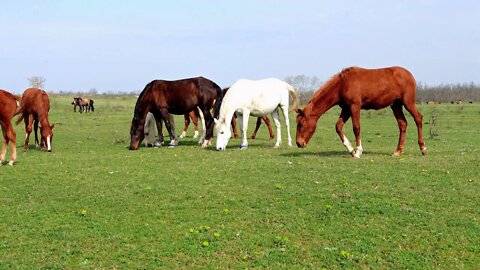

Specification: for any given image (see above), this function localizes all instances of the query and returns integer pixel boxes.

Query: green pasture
[1,95,479,269]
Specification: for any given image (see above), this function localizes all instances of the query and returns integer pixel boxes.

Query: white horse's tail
[287,84,299,111]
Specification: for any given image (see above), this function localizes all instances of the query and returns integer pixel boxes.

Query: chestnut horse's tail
[286,84,299,111]
[14,96,24,124]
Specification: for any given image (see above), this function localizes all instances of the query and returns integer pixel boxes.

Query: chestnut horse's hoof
[421,147,428,156]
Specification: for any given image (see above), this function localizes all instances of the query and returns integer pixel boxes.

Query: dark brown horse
[295,66,427,158]
[129,77,223,150]
[0,89,21,166]
[16,88,55,152]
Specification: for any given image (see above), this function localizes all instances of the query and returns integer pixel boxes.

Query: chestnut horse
[0,90,21,166]
[295,66,427,158]
[16,88,55,152]
[129,77,223,150]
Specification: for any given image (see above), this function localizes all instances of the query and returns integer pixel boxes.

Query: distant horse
[295,66,427,158]
[72,97,94,113]
[0,89,21,165]
[129,77,223,150]
[215,78,298,150]
[16,88,55,152]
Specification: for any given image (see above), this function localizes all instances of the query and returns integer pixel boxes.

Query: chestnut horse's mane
[308,72,342,105]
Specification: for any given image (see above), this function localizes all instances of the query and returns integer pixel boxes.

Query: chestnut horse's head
[40,124,54,152]
[295,108,317,148]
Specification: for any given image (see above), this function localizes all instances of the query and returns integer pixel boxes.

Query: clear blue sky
[1,1,479,93]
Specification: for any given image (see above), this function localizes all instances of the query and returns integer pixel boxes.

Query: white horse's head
[215,118,231,151]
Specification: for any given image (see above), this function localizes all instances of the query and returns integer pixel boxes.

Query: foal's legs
[391,103,408,156]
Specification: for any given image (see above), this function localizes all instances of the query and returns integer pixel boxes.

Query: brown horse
[129,77,223,150]
[0,90,21,166]
[295,66,427,158]
[72,97,94,113]
[16,88,55,152]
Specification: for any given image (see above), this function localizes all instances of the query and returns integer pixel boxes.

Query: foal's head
[295,108,317,148]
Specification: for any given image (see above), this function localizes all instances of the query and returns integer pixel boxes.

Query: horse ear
[50,124,55,129]
[295,108,305,116]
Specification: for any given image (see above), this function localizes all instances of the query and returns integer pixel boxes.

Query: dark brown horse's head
[40,124,54,152]
[129,115,145,150]
[295,108,317,148]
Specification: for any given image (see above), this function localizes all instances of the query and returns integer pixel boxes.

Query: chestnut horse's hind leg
[250,117,263,139]
[401,101,426,155]
[179,113,190,138]
[350,105,363,158]
[391,103,408,156]
[23,114,34,151]
[336,108,355,156]
[191,111,199,139]
[231,115,239,139]
[1,123,17,166]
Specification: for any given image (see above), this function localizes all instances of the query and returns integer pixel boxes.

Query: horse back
[340,66,416,109]
[19,88,51,115]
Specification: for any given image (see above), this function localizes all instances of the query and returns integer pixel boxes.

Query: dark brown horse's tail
[212,82,223,119]
[90,99,95,112]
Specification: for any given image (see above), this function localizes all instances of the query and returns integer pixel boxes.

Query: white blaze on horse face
[215,122,231,151]
[47,136,51,151]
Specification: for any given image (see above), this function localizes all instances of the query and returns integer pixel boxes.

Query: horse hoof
[421,147,428,156]
[240,144,248,150]
[8,161,14,166]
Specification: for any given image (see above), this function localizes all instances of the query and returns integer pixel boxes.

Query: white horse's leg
[280,105,292,147]
[197,108,206,145]
[239,111,250,149]
[271,110,282,148]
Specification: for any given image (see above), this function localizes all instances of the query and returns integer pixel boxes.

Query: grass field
[1,95,479,269]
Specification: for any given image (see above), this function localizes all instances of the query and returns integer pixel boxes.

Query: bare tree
[285,75,322,104]
[27,76,46,89]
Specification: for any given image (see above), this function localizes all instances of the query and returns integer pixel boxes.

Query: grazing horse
[72,97,94,113]
[215,78,299,150]
[221,87,274,140]
[16,88,55,152]
[129,77,223,150]
[295,66,427,158]
[0,89,21,166]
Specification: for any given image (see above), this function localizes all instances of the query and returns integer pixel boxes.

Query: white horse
[215,78,299,151]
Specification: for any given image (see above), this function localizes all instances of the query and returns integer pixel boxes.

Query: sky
[1,0,479,93]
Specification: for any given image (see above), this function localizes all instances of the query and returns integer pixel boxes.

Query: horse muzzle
[296,141,307,148]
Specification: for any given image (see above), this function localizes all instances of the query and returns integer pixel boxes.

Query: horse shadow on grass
[280,149,394,158]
